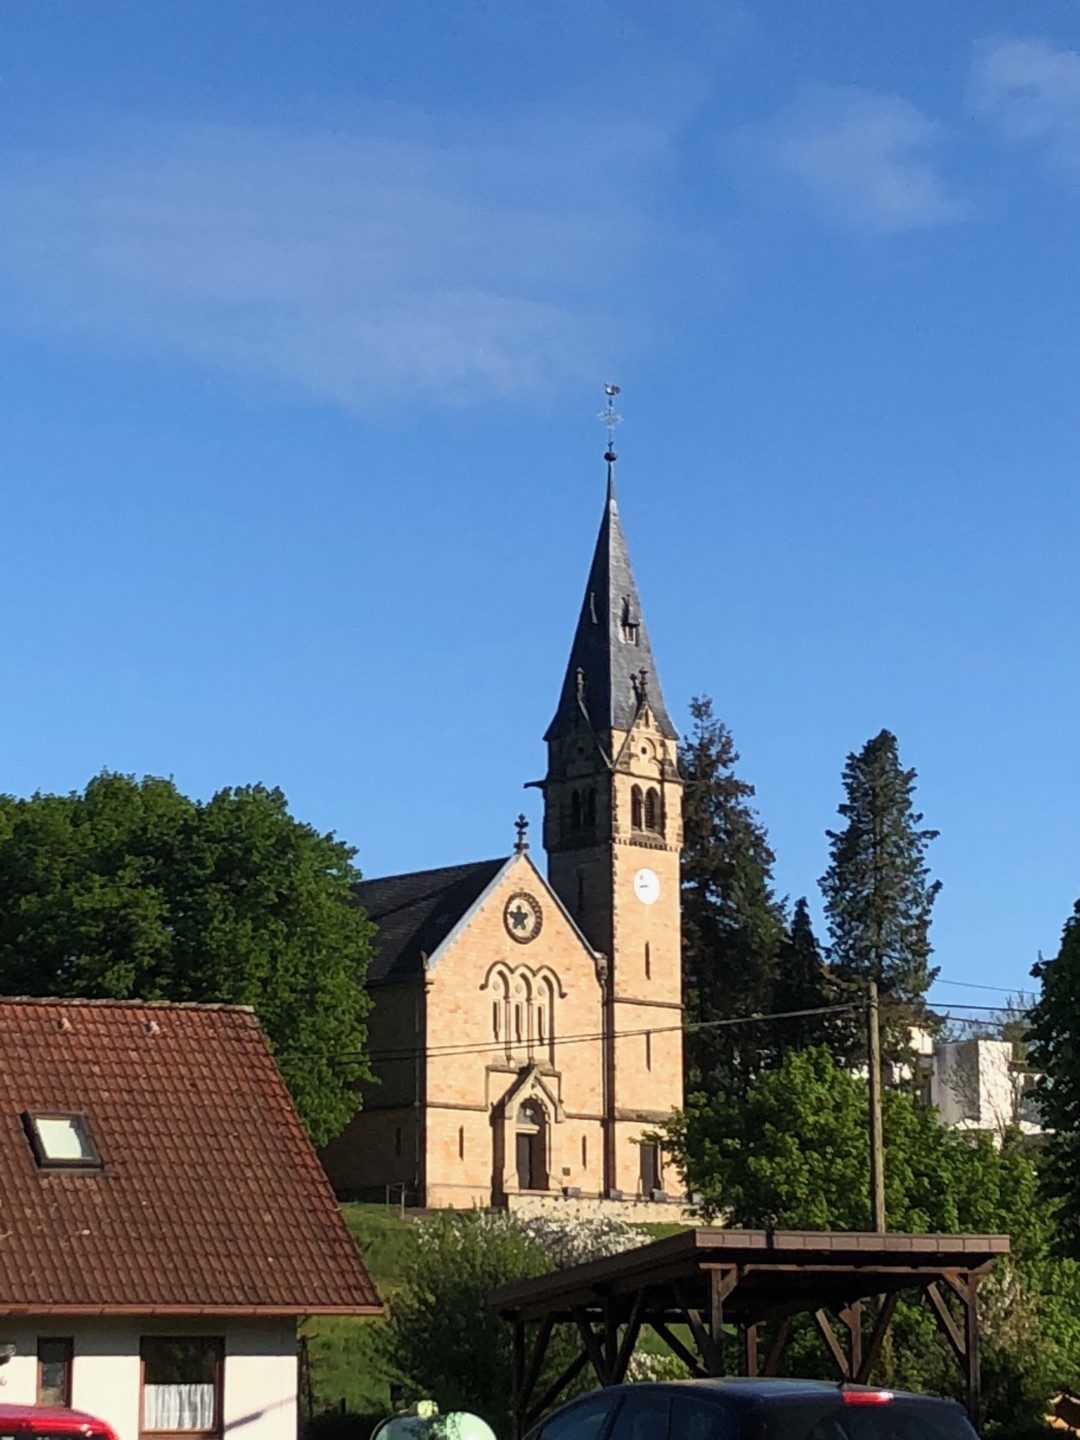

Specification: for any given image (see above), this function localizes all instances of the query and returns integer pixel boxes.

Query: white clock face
[633,868,660,906]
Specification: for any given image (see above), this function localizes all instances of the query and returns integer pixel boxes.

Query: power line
[345,1000,864,1067]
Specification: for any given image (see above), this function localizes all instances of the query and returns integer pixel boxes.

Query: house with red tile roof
[0,998,381,1440]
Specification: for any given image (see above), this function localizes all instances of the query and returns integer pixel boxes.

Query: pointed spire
[545,392,676,744]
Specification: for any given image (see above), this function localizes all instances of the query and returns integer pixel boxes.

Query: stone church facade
[321,457,684,1209]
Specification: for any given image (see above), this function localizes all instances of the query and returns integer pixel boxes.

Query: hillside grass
[303,1204,693,1415]
[303,1203,415,1415]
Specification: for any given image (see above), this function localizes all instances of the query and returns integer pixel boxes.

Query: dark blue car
[525,1380,977,1440]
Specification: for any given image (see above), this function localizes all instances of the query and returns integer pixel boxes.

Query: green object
[680,695,787,1095]
[0,772,375,1142]
[819,729,941,1066]
[373,1410,499,1440]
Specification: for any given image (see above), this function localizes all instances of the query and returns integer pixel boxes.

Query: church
[321,442,685,1210]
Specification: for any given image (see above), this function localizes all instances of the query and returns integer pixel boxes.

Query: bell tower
[541,396,683,1198]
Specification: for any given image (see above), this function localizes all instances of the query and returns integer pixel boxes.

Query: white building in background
[926,1036,1043,1138]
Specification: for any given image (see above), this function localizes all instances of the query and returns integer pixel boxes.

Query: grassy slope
[303,1206,692,1415]
[303,1203,415,1415]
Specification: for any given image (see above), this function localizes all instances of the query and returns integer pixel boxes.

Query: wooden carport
[490,1228,1010,1438]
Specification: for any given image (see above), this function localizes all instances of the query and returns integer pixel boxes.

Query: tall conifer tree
[819,730,941,1061]
[681,696,785,1094]
[773,897,849,1058]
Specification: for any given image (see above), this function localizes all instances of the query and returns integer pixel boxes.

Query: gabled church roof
[545,466,677,743]
[357,858,506,984]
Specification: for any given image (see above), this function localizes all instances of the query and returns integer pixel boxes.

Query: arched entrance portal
[515,1099,548,1191]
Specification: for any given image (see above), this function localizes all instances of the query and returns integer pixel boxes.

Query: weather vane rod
[600,383,622,462]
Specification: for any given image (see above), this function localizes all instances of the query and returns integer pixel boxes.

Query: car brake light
[842,1392,894,1406]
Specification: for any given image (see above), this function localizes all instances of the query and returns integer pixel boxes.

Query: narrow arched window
[539,976,556,1062]
[585,788,597,827]
[571,790,582,829]
[631,785,643,830]
[644,788,661,832]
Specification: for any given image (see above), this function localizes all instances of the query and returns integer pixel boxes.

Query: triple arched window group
[631,784,663,835]
[484,964,560,1064]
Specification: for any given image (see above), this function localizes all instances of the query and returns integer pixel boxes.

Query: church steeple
[539,394,684,1200]
[544,458,677,747]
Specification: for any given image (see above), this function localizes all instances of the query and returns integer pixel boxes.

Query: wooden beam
[855,1293,899,1384]
[647,1319,708,1378]
[964,1275,982,1430]
[525,1351,590,1427]
[813,1309,851,1379]
[762,1318,793,1377]
[572,1308,609,1385]
[744,1323,759,1378]
[925,1283,966,1363]
[512,1321,526,1440]
[676,1280,722,1376]
[840,1302,862,1378]
[612,1291,645,1385]
[709,1267,737,1376]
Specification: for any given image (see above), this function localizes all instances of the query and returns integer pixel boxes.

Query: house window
[24,1111,102,1170]
[37,1337,73,1406]
[141,1338,223,1434]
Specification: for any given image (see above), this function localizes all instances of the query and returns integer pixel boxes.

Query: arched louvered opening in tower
[644,787,662,834]
[631,785,643,830]
[585,787,597,828]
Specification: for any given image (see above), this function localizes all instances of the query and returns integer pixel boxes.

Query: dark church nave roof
[356,858,506,984]
[546,469,677,744]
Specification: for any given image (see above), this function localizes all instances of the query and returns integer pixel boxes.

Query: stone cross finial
[514,813,530,853]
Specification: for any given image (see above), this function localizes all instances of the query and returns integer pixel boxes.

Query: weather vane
[600,383,622,460]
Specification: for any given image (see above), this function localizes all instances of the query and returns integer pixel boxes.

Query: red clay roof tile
[0,998,381,1316]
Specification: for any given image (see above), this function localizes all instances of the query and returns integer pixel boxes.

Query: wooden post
[964,1277,982,1431]
[512,1321,526,1440]
[711,1267,728,1376]
[868,980,886,1232]
[743,1324,759,1378]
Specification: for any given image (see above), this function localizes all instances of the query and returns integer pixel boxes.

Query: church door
[515,1100,548,1191]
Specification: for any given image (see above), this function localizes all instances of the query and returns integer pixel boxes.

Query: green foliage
[773,899,850,1058]
[0,772,373,1143]
[375,1212,583,1438]
[819,730,941,1062]
[1029,902,1080,1254]
[680,696,786,1093]
[664,1046,1033,1232]
[664,1046,1080,1434]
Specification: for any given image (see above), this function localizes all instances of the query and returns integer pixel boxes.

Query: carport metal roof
[491,1228,1010,1436]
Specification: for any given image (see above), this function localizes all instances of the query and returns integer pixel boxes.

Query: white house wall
[0,1317,297,1440]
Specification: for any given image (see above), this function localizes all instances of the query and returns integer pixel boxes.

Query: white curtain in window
[145,1382,216,1431]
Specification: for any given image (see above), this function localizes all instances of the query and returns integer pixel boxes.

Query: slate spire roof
[545,458,677,743]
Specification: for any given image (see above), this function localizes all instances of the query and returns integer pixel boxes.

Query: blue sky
[2,1,1079,1010]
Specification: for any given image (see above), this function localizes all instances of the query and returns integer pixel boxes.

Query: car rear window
[749,1400,977,1440]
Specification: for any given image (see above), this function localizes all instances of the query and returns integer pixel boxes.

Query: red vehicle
[0,1406,118,1440]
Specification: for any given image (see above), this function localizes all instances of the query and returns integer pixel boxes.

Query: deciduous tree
[0,772,373,1142]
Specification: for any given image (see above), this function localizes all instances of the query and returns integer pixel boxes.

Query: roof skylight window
[23,1111,103,1170]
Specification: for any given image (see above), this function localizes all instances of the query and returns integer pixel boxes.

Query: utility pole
[867,980,886,1232]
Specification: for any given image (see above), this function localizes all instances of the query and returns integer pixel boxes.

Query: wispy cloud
[738,86,968,233]
[972,36,1080,169]
[0,109,689,409]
